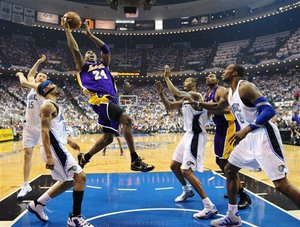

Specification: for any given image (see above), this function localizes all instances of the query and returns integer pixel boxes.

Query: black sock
[238,187,246,196]
[73,190,84,216]
[84,153,92,162]
[130,152,138,162]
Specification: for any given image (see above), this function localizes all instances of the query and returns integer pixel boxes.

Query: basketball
[63,11,81,29]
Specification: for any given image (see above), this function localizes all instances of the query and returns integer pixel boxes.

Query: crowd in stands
[1,26,300,74]
[1,26,300,145]
[277,28,300,59]
[212,39,250,68]
[0,68,299,145]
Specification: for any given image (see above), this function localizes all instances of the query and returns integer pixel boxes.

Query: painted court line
[86,185,102,190]
[86,208,258,227]
[208,176,215,181]
[213,171,298,219]
[117,188,137,191]
[215,186,224,189]
[255,192,268,196]
[155,187,174,190]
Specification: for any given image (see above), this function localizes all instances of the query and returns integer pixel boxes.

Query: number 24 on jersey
[93,70,108,80]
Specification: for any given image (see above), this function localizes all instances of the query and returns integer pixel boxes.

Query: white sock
[182,185,190,192]
[37,193,52,205]
[228,204,238,214]
[202,197,213,208]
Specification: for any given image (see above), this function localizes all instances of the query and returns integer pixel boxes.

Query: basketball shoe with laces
[238,193,252,210]
[17,183,32,199]
[193,205,218,219]
[67,213,94,227]
[175,189,195,202]
[131,157,155,172]
[210,211,242,226]
[27,200,48,222]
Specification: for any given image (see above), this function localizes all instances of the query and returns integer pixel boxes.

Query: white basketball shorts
[22,123,40,148]
[228,122,288,181]
[40,144,82,182]
[172,131,207,172]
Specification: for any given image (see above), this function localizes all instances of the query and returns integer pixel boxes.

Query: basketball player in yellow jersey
[192,64,300,226]
[16,55,48,200]
[205,74,251,209]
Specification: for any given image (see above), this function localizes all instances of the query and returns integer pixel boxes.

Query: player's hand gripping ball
[63,11,82,29]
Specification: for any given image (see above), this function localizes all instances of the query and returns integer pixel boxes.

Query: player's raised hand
[62,16,71,31]
[155,81,163,94]
[38,54,46,63]
[83,21,92,36]
[15,72,24,77]
[164,65,171,78]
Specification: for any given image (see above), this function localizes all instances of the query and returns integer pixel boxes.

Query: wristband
[100,44,110,54]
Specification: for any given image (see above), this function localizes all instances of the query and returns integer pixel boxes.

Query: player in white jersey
[15,55,48,199]
[26,80,93,227]
[155,68,218,220]
[192,64,300,226]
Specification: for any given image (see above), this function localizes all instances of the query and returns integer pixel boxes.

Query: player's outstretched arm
[209,86,231,115]
[40,102,55,170]
[193,89,230,111]
[155,81,183,110]
[16,72,38,89]
[63,18,84,71]
[163,65,189,99]
[83,21,111,66]
[27,54,46,83]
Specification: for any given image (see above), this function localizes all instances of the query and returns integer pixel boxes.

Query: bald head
[206,73,219,87]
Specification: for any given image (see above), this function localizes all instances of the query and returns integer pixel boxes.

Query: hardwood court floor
[0,133,299,201]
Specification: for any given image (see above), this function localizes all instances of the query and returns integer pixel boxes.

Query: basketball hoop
[119,95,138,113]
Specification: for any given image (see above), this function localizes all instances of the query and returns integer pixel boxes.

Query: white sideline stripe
[65,190,73,193]
[86,185,102,190]
[215,186,224,189]
[117,188,137,191]
[212,171,298,219]
[86,207,258,227]
[255,192,268,196]
[155,187,174,190]
[208,176,215,181]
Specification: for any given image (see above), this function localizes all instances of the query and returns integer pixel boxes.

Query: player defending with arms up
[191,64,300,226]
[16,55,47,199]
[63,20,154,172]
[156,66,218,220]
